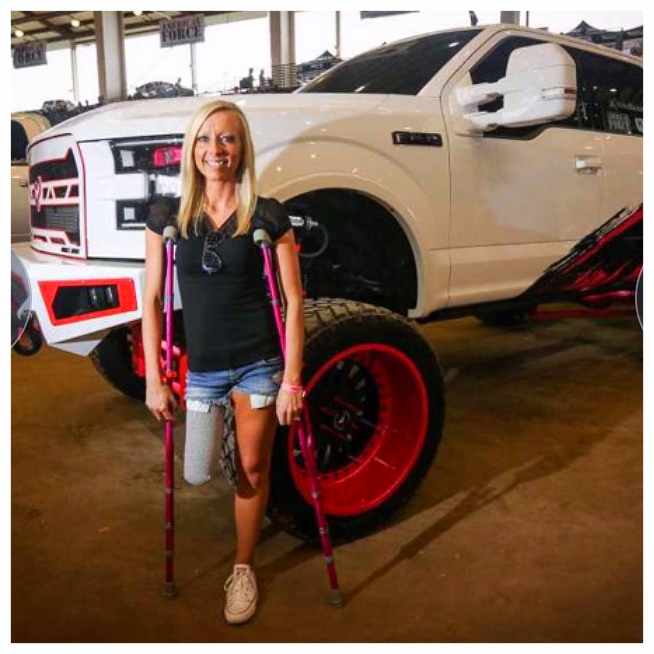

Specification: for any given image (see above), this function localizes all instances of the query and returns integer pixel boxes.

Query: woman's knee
[238,460,270,491]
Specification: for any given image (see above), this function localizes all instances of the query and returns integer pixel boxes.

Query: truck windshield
[298,28,481,95]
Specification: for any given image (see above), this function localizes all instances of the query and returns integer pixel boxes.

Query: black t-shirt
[146,196,292,372]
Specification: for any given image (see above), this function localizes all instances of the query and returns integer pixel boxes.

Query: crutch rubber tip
[163,582,178,598]
[329,589,345,607]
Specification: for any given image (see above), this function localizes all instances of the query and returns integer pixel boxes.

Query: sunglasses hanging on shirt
[201,230,228,274]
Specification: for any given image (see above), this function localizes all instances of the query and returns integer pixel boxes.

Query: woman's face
[193,110,243,184]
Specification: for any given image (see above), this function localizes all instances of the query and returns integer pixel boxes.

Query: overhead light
[133,11,143,16]
[71,18,80,27]
[14,29,24,37]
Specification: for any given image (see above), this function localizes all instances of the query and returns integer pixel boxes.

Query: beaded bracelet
[281,382,303,395]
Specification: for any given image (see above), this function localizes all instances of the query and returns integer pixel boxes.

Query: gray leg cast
[183,401,225,486]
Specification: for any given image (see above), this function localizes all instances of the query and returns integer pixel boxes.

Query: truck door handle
[18,179,29,188]
[574,156,602,174]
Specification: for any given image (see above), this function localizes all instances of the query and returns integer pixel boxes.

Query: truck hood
[31,94,388,153]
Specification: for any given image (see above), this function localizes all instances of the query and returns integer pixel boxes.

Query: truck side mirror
[456,42,577,132]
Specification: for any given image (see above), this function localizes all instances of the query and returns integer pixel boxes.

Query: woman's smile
[194,111,243,181]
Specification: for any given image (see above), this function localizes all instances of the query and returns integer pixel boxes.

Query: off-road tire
[267,299,445,543]
[90,327,145,400]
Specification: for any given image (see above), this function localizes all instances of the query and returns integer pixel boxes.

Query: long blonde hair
[177,99,257,238]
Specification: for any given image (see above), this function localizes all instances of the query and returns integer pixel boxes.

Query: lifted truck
[12,24,642,542]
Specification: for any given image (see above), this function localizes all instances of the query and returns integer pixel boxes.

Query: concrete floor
[11,312,642,643]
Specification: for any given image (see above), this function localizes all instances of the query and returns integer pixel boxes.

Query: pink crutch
[162,224,178,598]
[253,228,344,608]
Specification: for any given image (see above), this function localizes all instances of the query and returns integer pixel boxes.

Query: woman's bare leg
[232,392,277,565]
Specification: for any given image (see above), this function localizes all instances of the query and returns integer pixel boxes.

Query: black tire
[267,299,445,543]
[90,327,145,400]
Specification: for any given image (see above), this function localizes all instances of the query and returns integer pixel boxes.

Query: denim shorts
[185,355,283,411]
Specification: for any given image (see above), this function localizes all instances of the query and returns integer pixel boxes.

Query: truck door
[442,34,606,307]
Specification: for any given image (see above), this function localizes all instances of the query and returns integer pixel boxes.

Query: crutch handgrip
[253,228,272,249]
[163,224,178,243]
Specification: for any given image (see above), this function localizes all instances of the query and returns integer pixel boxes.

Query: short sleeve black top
[146,196,292,372]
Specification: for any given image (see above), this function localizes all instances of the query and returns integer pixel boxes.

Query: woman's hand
[146,379,177,422]
[276,386,304,426]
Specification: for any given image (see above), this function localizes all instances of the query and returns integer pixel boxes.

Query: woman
[142,99,304,625]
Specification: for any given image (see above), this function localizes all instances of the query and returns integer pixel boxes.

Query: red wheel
[268,300,445,543]
[291,343,430,516]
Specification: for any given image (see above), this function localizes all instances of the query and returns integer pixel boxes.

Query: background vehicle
[132,80,194,99]
[12,25,642,543]
[11,111,51,242]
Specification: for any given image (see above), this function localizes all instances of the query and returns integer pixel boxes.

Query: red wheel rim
[288,343,430,516]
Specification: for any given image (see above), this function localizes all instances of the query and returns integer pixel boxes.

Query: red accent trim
[77,141,89,258]
[38,278,137,326]
[30,176,79,212]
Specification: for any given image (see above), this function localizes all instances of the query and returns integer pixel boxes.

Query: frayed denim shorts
[185,355,283,412]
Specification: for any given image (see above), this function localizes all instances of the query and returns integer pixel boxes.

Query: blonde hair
[177,99,257,238]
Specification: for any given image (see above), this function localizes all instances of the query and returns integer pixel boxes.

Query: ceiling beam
[11,11,259,48]
[12,11,78,27]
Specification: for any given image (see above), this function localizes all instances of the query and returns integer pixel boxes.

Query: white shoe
[224,564,258,624]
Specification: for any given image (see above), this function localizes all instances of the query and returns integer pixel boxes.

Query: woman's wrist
[280,382,303,395]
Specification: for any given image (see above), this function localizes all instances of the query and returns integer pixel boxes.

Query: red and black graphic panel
[524,204,642,304]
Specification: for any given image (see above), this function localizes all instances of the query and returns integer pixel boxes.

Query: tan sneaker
[224,564,258,624]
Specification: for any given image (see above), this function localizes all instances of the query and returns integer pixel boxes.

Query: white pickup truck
[12,24,642,542]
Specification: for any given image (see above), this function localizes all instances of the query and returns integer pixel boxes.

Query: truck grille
[31,206,79,234]
[29,148,80,246]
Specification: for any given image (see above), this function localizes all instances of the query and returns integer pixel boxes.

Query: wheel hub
[332,409,352,434]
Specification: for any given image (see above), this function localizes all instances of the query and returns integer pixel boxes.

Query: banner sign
[13,42,47,69]
[160,14,205,47]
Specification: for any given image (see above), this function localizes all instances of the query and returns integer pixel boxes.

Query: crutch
[162,224,179,598]
[253,228,344,608]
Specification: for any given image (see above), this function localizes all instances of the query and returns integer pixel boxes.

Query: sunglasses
[201,230,228,274]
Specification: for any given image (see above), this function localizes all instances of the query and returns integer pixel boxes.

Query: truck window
[299,28,481,95]
[562,49,643,136]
